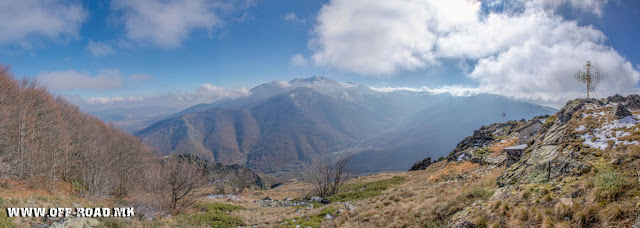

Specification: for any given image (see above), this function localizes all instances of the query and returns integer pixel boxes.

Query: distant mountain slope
[350,94,556,173]
[136,76,556,174]
[90,106,181,133]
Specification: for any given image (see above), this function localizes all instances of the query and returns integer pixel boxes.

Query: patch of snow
[575,125,587,131]
[620,116,638,125]
[582,111,607,117]
[580,116,639,150]
[457,153,467,162]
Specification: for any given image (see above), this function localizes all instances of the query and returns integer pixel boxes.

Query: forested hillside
[0,65,156,197]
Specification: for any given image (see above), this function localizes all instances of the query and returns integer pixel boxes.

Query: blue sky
[1,0,639,110]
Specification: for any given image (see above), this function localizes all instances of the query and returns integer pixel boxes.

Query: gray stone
[615,104,632,119]
[452,220,477,228]
[345,203,356,211]
[49,218,100,228]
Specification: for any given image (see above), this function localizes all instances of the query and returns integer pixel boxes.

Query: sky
[1,0,639,110]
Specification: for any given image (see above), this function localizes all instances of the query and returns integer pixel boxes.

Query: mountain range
[129,77,555,175]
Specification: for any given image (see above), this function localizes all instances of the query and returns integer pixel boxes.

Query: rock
[336,208,345,214]
[505,149,525,167]
[345,203,356,211]
[270,183,283,189]
[626,94,640,109]
[607,94,626,103]
[284,197,293,201]
[324,213,333,219]
[310,196,323,202]
[49,218,100,228]
[452,220,477,228]
[320,199,331,204]
[409,157,431,171]
[615,104,632,119]
[262,196,272,201]
[557,99,588,124]
[306,204,314,210]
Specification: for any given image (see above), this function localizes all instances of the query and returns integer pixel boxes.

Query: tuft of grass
[182,211,243,228]
[542,115,557,128]
[197,202,244,213]
[594,169,633,202]
[434,187,495,220]
[328,176,406,202]
[599,203,623,225]
[553,201,574,220]
[277,206,337,228]
[180,202,245,228]
[461,187,494,200]
[96,218,129,228]
[0,209,16,228]
[575,205,599,227]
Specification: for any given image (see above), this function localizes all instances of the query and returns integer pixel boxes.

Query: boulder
[615,104,632,119]
[409,157,431,171]
[452,220,477,228]
[345,203,356,211]
[49,218,100,228]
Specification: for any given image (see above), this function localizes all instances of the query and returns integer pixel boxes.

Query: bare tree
[308,153,353,197]
[163,159,207,213]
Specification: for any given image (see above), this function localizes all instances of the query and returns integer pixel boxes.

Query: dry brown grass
[425,161,480,182]
[320,161,503,227]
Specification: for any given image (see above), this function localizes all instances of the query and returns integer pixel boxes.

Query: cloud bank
[0,0,87,46]
[310,0,639,105]
[82,83,250,108]
[111,0,221,48]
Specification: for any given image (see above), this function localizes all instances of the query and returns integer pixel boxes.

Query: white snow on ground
[582,111,607,118]
[581,116,639,150]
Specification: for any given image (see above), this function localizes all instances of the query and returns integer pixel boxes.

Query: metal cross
[574,61,603,99]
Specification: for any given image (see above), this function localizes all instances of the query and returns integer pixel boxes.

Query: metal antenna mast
[574,61,603,99]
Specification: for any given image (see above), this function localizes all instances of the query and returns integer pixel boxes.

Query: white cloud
[86,41,114,56]
[111,0,221,48]
[310,0,639,105]
[526,0,608,16]
[87,96,144,104]
[290,54,308,66]
[37,69,125,90]
[76,83,250,109]
[0,0,87,46]
[196,83,250,98]
[370,85,482,97]
[283,12,305,23]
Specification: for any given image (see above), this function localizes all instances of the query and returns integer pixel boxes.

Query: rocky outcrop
[443,116,548,165]
[409,157,431,171]
[498,96,637,186]
[615,104,632,119]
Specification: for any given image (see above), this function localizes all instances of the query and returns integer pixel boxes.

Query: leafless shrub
[163,159,207,213]
[308,153,353,197]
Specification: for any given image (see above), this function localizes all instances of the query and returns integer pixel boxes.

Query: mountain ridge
[136,76,556,175]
